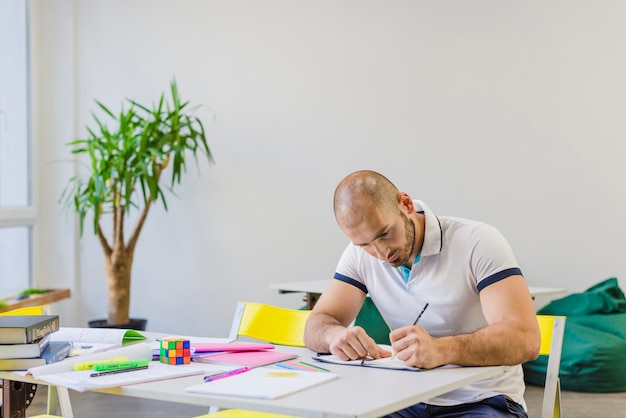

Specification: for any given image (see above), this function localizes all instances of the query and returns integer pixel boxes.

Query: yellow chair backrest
[536,315,566,418]
[228,302,311,347]
[205,303,310,417]
[0,305,50,316]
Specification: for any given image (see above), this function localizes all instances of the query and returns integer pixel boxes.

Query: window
[0,0,33,297]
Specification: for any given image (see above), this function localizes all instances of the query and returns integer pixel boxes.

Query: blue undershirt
[399,252,421,282]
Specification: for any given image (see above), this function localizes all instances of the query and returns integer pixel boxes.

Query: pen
[204,367,249,382]
[413,302,429,325]
[90,365,149,377]
[360,355,374,366]
[390,302,430,361]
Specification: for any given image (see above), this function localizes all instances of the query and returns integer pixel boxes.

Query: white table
[93,346,505,418]
[0,341,505,418]
[270,280,568,308]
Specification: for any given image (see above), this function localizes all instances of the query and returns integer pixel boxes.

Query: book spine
[43,342,71,364]
[26,316,60,343]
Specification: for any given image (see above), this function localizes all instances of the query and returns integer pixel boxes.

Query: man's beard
[388,211,416,268]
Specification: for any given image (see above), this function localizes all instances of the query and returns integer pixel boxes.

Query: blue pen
[204,367,249,382]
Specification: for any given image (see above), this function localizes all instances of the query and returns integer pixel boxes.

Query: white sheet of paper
[185,367,339,400]
[28,343,153,378]
[37,361,207,392]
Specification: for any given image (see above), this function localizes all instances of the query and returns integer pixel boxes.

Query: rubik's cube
[159,338,191,365]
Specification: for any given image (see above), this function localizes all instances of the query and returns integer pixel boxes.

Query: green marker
[93,359,150,372]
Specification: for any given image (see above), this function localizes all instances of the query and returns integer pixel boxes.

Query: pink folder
[195,350,298,368]
[190,342,275,353]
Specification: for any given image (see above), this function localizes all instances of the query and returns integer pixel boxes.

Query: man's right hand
[327,325,392,361]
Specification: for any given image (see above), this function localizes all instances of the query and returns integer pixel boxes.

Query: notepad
[185,367,338,399]
[313,353,421,371]
[194,350,298,368]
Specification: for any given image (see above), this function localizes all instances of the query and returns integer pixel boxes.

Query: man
[303,170,540,418]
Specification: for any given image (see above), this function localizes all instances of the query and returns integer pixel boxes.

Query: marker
[73,357,129,371]
[93,359,150,372]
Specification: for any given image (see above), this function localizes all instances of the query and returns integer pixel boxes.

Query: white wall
[32,0,626,336]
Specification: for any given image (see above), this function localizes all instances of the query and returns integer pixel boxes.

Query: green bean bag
[523,278,626,392]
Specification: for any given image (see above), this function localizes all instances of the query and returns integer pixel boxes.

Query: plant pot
[88,318,148,331]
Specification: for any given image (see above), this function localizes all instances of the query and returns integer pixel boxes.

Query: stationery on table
[193,350,298,368]
[49,327,146,356]
[0,334,50,359]
[186,367,339,400]
[276,360,330,373]
[203,367,250,382]
[26,342,207,392]
[89,359,150,377]
[73,356,130,371]
[313,352,421,371]
[0,341,71,370]
[27,341,154,378]
[191,342,275,353]
[36,360,206,392]
[150,336,235,358]
[0,315,60,344]
[314,304,430,372]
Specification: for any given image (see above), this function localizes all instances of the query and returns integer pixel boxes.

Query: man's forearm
[303,312,345,353]
[436,320,540,366]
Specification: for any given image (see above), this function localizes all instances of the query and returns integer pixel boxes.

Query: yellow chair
[199,302,311,418]
[536,315,566,418]
[227,301,311,347]
[0,305,50,316]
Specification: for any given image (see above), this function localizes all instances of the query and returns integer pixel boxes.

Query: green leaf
[61,78,214,238]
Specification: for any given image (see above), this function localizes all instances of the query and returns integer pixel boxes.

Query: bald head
[334,170,400,229]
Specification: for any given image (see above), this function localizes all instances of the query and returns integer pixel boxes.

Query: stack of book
[0,314,70,370]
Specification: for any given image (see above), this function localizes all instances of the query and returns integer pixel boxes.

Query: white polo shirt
[334,200,527,408]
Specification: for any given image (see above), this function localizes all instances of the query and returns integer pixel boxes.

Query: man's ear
[397,192,414,213]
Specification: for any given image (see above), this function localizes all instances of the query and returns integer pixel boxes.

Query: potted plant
[61,79,213,328]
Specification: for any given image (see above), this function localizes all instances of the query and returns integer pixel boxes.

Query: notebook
[185,367,338,399]
[312,353,421,371]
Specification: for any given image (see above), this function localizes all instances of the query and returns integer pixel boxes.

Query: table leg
[47,385,59,415]
[55,386,74,418]
[1,379,37,418]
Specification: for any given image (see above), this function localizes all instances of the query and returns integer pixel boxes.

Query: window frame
[0,0,34,292]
